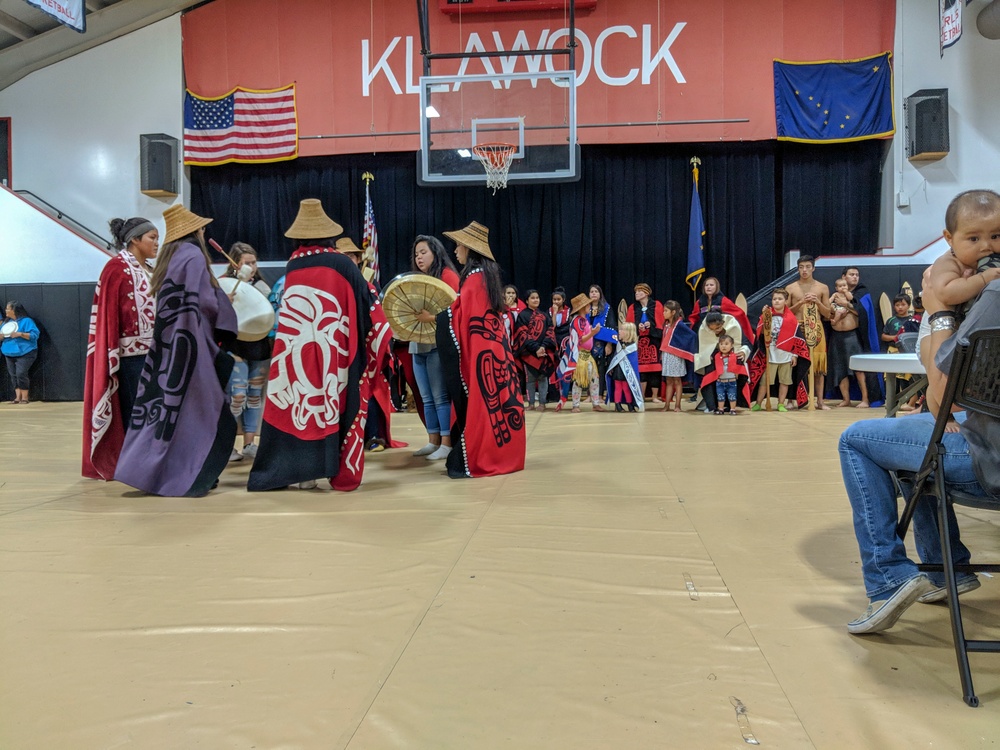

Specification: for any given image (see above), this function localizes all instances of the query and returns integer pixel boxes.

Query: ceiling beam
[0,0,205,91]
[85,1,109,10]
[0,10,38,41]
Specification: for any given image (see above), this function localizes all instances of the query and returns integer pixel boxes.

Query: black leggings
[5,350,37,391]
[118,354,146,427]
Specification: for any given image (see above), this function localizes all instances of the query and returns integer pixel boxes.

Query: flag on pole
[685,158,706,292]
[184,85,298,166]
[362,173,380,284]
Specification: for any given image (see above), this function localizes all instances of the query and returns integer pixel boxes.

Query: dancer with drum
[83,216,158,480]
[437,222,525,479]
[404,235,459,461]
[114,206,239,497]
[221,243,273,462]
[247,199,391,492]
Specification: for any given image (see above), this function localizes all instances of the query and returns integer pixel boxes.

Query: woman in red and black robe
[513,289,557,411]
[83,216,159,480]
[438,221,525,479]
[688,276,755,345]
[625,283,665,398]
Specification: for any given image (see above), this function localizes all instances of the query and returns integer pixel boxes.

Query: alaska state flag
[685,163,706,292]
[774,53,894,143]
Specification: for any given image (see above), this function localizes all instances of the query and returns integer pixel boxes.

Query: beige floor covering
[1,402,998,749]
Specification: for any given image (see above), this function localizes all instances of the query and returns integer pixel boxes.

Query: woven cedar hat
[443,221,494,261]
[570,293,590,315]
[284,199,344,240]
[162,205,212,244]
[335,237,364,255]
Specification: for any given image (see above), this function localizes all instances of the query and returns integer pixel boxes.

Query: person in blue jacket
[2,300,41,404]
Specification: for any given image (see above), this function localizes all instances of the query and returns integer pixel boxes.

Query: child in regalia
[659,300,696,412]
[701,334,750,415]
[606,323,643,412]
[560,293,604,413]
[513,290,557,411]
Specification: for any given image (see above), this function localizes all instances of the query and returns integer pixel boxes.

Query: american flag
[183,85,297,166]
[362,177,380,283]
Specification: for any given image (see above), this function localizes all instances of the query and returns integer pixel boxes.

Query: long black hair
[460,251,505,313]
[108,217,154,251]
[411,235,457,279]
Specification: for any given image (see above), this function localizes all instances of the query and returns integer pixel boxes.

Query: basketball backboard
[418,70,579,187]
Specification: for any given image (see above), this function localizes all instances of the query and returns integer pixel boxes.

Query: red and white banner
[182,0,896,157]
[23,0,85,33]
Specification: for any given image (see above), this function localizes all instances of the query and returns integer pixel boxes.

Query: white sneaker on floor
[413,443,438,457]
[228,449,243,462]
[242,443,258,459]
[426,445,452,461]
[297,479,318,489]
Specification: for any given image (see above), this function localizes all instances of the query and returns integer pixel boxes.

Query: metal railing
[14,190,114,251]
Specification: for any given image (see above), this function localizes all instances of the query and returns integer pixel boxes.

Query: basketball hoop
[472,143,517,193]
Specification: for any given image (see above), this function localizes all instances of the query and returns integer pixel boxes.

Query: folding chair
[896,327,1000,707]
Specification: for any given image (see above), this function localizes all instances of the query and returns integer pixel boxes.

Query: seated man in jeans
[839,278,1000,634]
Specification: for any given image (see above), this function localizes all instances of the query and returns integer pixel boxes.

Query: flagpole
[688,156,702,310]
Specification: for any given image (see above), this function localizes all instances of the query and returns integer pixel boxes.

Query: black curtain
[190,140,883,309]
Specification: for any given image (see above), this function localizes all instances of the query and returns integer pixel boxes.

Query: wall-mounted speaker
[140,133,178,196]
[905,89,949,162]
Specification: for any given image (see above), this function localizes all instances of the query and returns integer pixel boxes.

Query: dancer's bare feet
[816,401,832,410]
[856,401,870,408]
[836,400,852,408]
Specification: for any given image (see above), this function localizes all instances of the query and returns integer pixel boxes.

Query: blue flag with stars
[774,52,894,143]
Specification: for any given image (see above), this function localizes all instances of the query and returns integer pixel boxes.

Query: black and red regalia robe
[247,245,391,492]
[438,268,525,479]
[625,301,665,374]
[513,307,557,377]
[700,351,752,407]
[688,293,755,345]
[82,250,156,480]
[748,306,812,408]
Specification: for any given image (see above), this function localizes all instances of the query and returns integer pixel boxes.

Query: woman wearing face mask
[83,216,160,480]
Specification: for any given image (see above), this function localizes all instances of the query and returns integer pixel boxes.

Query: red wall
[181,0,896,156]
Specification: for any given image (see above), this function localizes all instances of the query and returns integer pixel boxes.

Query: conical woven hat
[335,237,364,255]
[443,221,494,261]
[570,293,590,315]
[285,199,343,239]
[162,204,212,244]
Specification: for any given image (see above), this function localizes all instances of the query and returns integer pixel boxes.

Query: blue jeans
[717,379,737,407]
[839,413,984,598]
[413,349,450,437]
[228,358,269,435]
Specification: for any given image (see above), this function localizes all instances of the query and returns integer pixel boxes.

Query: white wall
[0,186,112,283]
[890,0,1000,253]
[0,15,185,274]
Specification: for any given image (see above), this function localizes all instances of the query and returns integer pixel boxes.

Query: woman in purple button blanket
[115,205,238,497]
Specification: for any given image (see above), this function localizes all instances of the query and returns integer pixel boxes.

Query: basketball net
[472,143,517,194]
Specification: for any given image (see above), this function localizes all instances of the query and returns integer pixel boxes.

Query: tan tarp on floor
[1,403,998,749]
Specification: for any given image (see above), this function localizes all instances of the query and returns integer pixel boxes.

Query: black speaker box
[905,89,949,162]
[140,133,178,196]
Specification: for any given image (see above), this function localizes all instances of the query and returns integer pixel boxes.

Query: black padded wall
[0,283,94,402]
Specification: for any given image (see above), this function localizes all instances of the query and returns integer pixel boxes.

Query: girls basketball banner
[182,0,896,157]
[23,0,85,33]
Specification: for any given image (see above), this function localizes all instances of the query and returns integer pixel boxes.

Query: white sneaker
[228,449,243,462]
[242,443,258,459]
[297,479,317,489]
[413,443,438,457]
[426,445,452,461]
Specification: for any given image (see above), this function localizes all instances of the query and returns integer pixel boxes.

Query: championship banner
[940,0,963,56]
[184,85,298,166]
[773,53,894,143]
[22,0,85,33]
